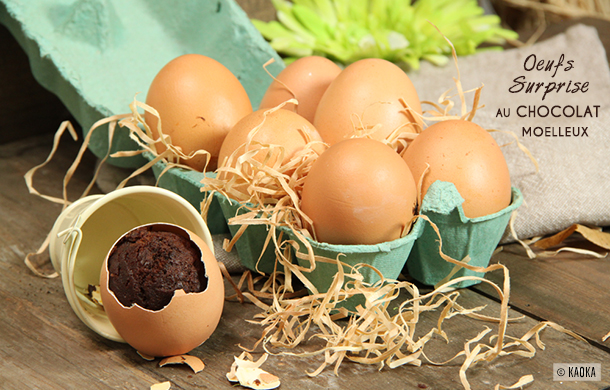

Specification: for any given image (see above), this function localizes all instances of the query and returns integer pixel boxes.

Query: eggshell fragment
[259,56,342,123]
[99,223,225,358]
[150,381,171,390]
[226,353,280,390]
[217,108,322,168]
[402,119,512,218]
[145,54,252,171]
[313,58,422,145]
[137,351,156,361]
[301,138,418,245]
[159,355,205,373]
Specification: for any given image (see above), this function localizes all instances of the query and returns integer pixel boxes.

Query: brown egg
[301,138,417,245]
[99,223,224,357]
[145,54,252,171]
[259,56,342,123]
[218,108,322,168]
[313,58,422,145]
[402,119,512,218]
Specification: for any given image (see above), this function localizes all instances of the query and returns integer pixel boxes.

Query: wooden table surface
[2,2,610,389]
[2,131,610,390]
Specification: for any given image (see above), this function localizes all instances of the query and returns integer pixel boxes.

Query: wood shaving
[199,35,585,390]
[23,116,126,276]
[114,98,213,177]
[159,355,205,373]
[227,352,280,390]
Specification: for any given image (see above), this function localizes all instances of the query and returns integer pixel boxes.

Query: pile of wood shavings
[194,38,589,389]
[197,109,577,390]
[224,239,585,389]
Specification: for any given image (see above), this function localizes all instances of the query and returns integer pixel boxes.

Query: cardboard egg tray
[406,182,523,289]
[145,139,522,296]
[0,0,283,168]
[215,193,279,274]
[194,174,523,295]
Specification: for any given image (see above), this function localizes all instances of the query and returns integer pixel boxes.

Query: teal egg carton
[211,180,521,300]
[285,217,426,311]
[0,0,284,167]
[405,181,523,289]
[216,193,281,275]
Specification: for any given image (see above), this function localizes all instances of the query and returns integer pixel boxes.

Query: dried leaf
[534,224,610,250]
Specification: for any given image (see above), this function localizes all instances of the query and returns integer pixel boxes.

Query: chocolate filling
[107,225,207,311]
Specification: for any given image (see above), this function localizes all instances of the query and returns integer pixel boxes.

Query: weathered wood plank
[1,134,609,389]
[473,241,610,347]
[0,133,608,389]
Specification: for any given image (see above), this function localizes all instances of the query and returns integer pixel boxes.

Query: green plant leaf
[251,20,294,40]
[292,4,332,42]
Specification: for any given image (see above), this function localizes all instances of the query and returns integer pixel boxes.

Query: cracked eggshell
[99,223,224,358]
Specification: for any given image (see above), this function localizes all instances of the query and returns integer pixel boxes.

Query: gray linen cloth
[408,24,610,242]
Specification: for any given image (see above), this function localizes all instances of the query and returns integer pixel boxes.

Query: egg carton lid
[0,0,284,168]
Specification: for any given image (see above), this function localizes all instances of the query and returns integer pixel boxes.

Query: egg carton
[216,193,279,274]
[210,178,521,297]
[0,0,283,168]
[406,181,523,289]
[143,125,520,293]
[282,217,426,310]
[147,151,229,235]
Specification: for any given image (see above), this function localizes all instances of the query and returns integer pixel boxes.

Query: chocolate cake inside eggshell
[107,225,207,311]
[99,223,225,357]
